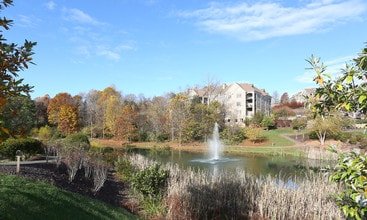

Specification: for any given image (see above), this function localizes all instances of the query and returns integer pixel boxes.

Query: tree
[34,95,50,128]
[97,86,122,138]
[244,124,266,144]
[57,104,79,135]
[116,104,138,142]
[261,115,275,130]
[47,93,75,125]
[307,52,367,116]
[105,95,123,137]
[1,95,36,137]
[84,90,101,138]
[280,92,289,104]
[307,43,367,219]
[0,0,37,139]
[146,95,169,141]
[272,106,295,119]
[167,94,190,146]
[272,90,280,105]
[306,115,344,145]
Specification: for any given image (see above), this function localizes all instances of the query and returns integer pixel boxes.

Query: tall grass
[124,154,344,219]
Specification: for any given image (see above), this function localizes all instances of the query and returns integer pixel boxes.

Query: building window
[236,93,241,98]
[236,102,241,106]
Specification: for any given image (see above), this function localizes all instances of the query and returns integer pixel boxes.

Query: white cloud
[45,1,56,10]
[176,0,367,41]
[97,49,121,61]
[63,8,105,26]
[17,15,38,28]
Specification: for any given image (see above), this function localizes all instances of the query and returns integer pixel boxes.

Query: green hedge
[0,138,44,160]
[64,133,90,145]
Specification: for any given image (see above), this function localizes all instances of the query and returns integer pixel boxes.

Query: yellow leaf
[1,127,10,135]
[316,76,323,85]
[0,98,6,107]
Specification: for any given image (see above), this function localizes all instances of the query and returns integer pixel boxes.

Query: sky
[3,0,367,99]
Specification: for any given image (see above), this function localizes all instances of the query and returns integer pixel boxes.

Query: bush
[131,163,169,198]
[349,135,358,145]
[334,132,352,143]
[65,133,90,146]
[0,138,44,160]
[115,156,135,181]
[358,139,367,150]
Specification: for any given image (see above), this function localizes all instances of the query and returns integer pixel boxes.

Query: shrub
[65,133,90,146]
[359,139,367,150]
[115,156,135,181]
[244,125,266,144]
[131,163,169,198]
[349,135,358,145]
[335,132,352,143]
[0,138,44,160]
[38,125,53,140]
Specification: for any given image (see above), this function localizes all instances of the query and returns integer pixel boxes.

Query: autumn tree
[57,104,79,135]
[0,0,37,138]
[97,86,122,138]
[105,95,123,137]
[245,124,266,144]
[167,94,190,146]
[47,93,79,134]
[146,95,169,141]
[34,95,50,128]
[306,115,344,145]
[116,104,138,142]
[47,93,74,125]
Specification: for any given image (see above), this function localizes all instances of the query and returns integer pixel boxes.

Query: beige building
[291,88,316,103]
[188,83,271,124]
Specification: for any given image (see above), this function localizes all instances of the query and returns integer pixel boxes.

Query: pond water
[137,149,334,179]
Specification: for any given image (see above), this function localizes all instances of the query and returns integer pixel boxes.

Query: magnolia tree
[307,43,367,219]
[0,0,37,139]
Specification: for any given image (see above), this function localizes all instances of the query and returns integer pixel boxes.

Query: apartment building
[188,83,272,124]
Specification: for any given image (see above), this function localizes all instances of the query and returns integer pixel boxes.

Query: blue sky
[3,0,367,99]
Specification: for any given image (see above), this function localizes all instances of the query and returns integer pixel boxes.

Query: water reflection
[138,149,334,179]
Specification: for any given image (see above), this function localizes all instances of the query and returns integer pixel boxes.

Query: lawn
[0,173,140,220]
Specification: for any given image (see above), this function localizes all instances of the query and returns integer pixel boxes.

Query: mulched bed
[0,162,131,209]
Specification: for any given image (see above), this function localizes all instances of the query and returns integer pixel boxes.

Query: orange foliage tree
[115,104,138,142]
[47,93,79,134]
[58,104,79,135]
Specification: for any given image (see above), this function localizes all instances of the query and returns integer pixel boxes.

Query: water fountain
[190,122,239,164]
[208,122,222,160]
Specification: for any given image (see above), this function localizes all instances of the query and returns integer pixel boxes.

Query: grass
[0,173,140,220]
[225,145,304,157]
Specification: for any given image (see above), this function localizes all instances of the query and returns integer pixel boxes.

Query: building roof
[188,82,270,97]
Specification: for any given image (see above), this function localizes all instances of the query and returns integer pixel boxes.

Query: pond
[136,149,334,179]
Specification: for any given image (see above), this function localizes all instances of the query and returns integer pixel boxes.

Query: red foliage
[272,101,304,110]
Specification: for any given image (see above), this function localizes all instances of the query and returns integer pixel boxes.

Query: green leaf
[336,84,343,90]
[358,95,366,104]
[346,75,353,84]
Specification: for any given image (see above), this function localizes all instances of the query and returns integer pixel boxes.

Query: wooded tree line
[4,87,227,144]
